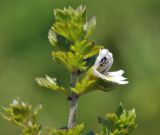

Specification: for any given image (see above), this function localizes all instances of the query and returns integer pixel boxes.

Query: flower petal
[106,75,128,84]
[116,80,129,84]
[106,70,124,76]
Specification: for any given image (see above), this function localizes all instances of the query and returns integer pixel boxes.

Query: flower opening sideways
[93,49,128,85]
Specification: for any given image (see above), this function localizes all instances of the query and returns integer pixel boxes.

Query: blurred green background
[0,0,160,134]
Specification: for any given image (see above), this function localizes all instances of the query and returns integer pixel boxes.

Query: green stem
[68,71,78,129]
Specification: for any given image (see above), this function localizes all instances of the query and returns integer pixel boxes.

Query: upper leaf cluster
[36,6,116,98]
[49,6,96,45]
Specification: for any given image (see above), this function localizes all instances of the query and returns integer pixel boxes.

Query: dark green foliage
[86,131,95,135]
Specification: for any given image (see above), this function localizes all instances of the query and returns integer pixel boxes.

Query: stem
[68,71,78,129]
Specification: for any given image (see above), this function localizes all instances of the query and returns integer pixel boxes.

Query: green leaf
[71,67,97,95]
[52,51,87,73]
[48,123,84,135]
[95,78,116,92]
[83,45,103,59]
[98,116,112,135]
[116,103,124,117]
[84,17,96,38]
[32,104,42,120]
[48,30,58,46]
[54,6,86,24]
[36,75,68,97]
[52,51,68,67]
[70,40,103,59]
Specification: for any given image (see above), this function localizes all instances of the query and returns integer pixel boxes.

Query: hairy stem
[68,72,78,129]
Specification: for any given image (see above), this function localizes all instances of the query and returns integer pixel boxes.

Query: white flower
[13,99,18,105]
[28,121,33,127]
[93,49,128,85]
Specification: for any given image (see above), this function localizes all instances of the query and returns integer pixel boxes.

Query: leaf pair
[36,75,68,97]
[71,67,116,95]
[53,51,87,73]
[35,67,116,98]
[52,40,102,73]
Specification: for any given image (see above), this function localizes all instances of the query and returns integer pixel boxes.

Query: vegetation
[1,6,136,135]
